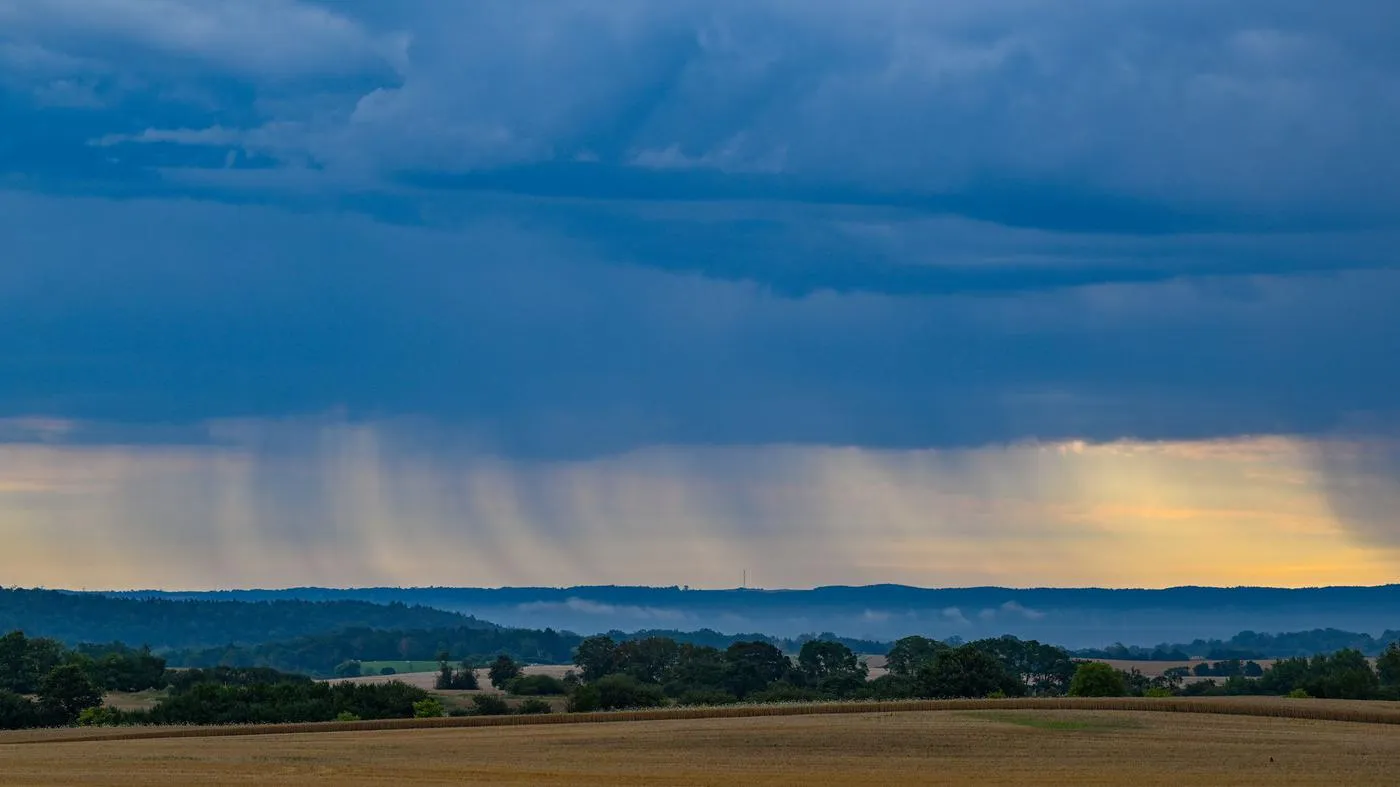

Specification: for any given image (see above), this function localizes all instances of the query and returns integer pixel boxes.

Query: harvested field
[102,689,167,712]
[6,696,1400,745]
[1096,658,1278,676]
[332,664,575,692]
[5,701,1400,785]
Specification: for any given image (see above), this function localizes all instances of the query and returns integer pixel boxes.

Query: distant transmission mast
[742,568,747,590]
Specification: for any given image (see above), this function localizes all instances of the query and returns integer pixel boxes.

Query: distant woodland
[3,586,1400,731]
[2,587,1398,677]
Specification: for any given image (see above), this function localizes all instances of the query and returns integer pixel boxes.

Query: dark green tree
[471,694,510,715]
[573,636,619,682]
[1378,642,1400,689]
[917,645,1020,698]
[0,631,64,694]
[0,690,39,730]
[615,637,681,684]
[661,644,727,696]
[970,636,1076,696]
[488,655,523,689]
[885,636,946,677]
[1306,649,1379,699]
[37,664,103,723]
[589,674,666,711]
[506,674,567,695]
[90,646,167,692]
[797,640,865,682]
[517,698,552,715]
[1068,662,1128,697]
[722,641,790,699]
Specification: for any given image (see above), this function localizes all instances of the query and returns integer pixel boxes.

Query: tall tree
[723,641,790,698]
[573,636,619,682]
[1068,662,1128,697]
[1378,643,1400,689]
[885,636,946,677]
[37,664,103,723]
[797,640,866,682]
[917,645,1019,699]
[488,654,523,689]
[615,637,681,684]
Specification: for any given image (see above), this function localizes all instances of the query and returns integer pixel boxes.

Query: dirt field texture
[5,700,1400,786]
[332,664,575,691]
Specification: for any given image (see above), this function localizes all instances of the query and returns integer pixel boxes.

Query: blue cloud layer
[2,0,1398,458]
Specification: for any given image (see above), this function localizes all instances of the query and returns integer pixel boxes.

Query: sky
[1,0,1398,590]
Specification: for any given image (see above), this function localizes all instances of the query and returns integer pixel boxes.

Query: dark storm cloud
[1,0,1398,458]
[1,190,1397,458]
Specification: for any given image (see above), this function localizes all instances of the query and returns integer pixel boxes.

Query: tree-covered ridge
[108,584,1400,613]
[160,626,884,676]
[5,588,1398,678]
[562,634,1078,709]
[165,625,581,673]
[0,588,492,648]
[1073,628,1400,660]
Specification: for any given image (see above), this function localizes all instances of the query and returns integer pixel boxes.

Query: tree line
[0,588,486,649]
[161,626,893,678]
[96,668,432,726]
[561,634,1081,710]
[1074,628,1400,661]
[0,631,166,729]
[6,625,1400,730]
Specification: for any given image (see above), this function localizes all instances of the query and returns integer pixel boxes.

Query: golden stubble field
[4,702,1400,786]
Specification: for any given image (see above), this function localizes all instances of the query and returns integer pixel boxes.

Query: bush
[675,689,739,706]
[380,667,397,676]
[412,698,444,718]
[77,706,126,727]
[1180,679,1222,697]
[472,694,510,716]
[335,711,361,722]
[1287,688,1312,699]
[488,655,523,689]
[507,674,568,696]
[517,698,552,715]
[148,679,428,725]
[1144,687,1174,698]
[863,674,919,700]
[167,667,310,694]
[0,690,40,730]
[748,684,823,704]
[1068,662,1129,697]
[567,685,601,713]
[38,663,104,723]
[590,674,667,711]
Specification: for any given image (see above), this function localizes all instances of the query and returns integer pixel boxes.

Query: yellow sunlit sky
[2,422,1395,590]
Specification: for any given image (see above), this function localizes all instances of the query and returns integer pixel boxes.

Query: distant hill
[97,584,1400,648]
[0,587,494,649]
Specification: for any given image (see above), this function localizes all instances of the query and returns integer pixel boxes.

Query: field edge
[7,696,1400,746]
